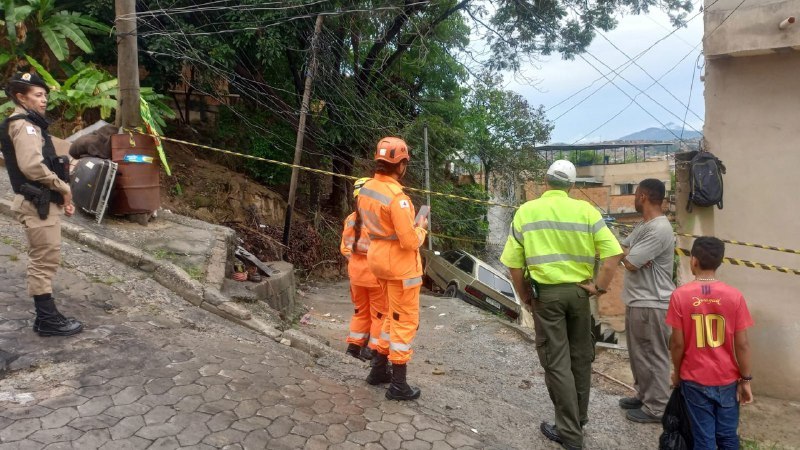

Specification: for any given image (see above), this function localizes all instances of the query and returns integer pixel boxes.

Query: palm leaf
[95,78,118,93]
[74,72,103,93]
[96,97,117,120]
[39,25,68,60]
[24,54,60,89]
[1,99,16,115]
[13,4,32,20]
[61,66,93,90]
[54,20,92,54]
[3,0,15,45]
[66,13,111,34]
[95,98,117,109]
[38,0,53,17]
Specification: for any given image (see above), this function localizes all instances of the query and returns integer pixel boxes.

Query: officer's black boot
[385,364,421,400]
[366,351,392,385]
[32,293,79,332]
[32,312,79,333]
[34,294,83,337]
[346,343,365,361]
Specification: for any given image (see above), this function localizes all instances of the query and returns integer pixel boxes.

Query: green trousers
[532,283,593,448]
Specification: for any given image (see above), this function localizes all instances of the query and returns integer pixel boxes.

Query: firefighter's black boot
[366,351,392,385]
[346,343,366,361]
[34,294,83,337]
[385,364,421,401]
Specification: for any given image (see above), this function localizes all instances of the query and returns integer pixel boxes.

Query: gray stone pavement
[0,215,494,449]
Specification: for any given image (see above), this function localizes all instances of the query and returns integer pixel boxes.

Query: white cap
[546,159,577,184]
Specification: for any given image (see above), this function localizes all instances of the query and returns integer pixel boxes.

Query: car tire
[422,275,433,290]
[444,284,458,299]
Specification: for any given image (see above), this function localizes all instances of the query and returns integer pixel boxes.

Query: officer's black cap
[7,72,50,94]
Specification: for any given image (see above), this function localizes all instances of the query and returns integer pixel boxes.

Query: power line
[507,2,701,139]
[680,52,703,140]
[545,4,709,118]
[591,29,704,123]
[572,46,702,144]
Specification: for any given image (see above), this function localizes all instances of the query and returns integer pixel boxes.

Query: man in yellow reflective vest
[501,159,623,450]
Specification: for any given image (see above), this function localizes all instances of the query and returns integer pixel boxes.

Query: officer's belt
[537,280,592,289]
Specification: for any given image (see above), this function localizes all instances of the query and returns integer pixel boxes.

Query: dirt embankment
[157,141,344,271]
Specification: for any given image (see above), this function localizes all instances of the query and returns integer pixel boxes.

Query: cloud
[505,10,705,143]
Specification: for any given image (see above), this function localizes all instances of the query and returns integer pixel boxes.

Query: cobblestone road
[0,215,492,450]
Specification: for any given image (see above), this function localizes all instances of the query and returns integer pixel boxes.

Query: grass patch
[9,254,19,261]
[741,438,781,450]
[150,249,176,261]
[2,236,14,245]
[186,266,205,281]
[89,275,123,285]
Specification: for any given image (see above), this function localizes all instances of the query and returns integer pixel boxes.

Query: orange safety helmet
[374,137,410,164]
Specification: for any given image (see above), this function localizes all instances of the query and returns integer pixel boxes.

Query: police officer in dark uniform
[1,72,83,336]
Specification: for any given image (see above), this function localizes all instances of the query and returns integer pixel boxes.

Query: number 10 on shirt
[691,314,726,348]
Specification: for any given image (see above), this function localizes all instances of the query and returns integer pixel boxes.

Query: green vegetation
[429,183,490,253]
[150,248,174,261]
[185,266,204,281]
[1,0,694,266]
[0,0,110,71]
[2,55,175,130]
[741,438,781,450]
[89,274,122,285]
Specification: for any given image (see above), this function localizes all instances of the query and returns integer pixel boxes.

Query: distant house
[677,0,800,401]
[523,143,673,223]
[169,64,240,125]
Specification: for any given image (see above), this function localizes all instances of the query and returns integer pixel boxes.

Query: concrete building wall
[704,0,800,57]
[678,50,800,400]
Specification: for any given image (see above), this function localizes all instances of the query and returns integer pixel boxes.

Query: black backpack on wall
[687,151,726,212]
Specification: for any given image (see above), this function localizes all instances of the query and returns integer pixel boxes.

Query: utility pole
[115,0,141,129]
[283,15,324,248]
[423,123,432,250]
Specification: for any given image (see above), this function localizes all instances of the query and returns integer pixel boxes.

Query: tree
[463,71,553,193]
[91,0,693,217]
[0,0,110,75]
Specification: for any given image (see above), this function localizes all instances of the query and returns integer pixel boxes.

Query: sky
[503,8,705,144]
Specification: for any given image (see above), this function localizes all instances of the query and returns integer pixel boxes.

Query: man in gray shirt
[619,179,675,423]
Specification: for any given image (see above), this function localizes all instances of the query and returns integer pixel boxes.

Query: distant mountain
[617,126,702,141]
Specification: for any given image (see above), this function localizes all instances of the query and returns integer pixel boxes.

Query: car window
[442,250,462,264]
[455,256,474,274]
[478,266,516,300]
[477,267,493,284]
[495,278,515,299]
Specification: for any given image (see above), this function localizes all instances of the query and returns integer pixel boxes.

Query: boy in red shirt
[666,237,754,450]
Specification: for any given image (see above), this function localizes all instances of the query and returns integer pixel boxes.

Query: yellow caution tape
[611,222,800,256]
[133,130,798,264]
[675,248,800,276]
[130,131,517,209]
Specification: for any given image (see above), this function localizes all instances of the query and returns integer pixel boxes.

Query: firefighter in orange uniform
[357,137,428,400]
[340,177,388,367]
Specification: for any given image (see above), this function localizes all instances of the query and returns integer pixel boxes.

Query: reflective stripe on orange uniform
[340,212,379,288]
[346,284,387,349]
[357,174,427,364]
[356,175,426,280]
[375,279,421,364]
[341,212,386,349]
